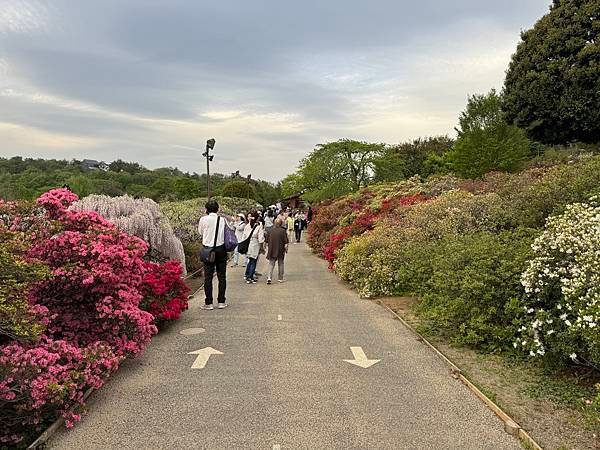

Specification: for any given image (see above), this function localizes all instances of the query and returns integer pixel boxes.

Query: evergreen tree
[503,0,600,144]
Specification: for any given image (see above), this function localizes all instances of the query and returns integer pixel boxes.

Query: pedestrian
[243,212,264,284]
[265,217,288,284]
[197,199,231,310]
[231,213,247,267]
[285,212,294,243]
[293,213,304,243]
[307,205,313,224]
[264,208,275,231]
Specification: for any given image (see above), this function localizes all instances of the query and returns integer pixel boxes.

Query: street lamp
[202,138,216,199]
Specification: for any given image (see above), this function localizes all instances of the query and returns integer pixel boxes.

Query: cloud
[0,0,552,181]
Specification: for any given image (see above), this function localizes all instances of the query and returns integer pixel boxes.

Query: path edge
[27,388,95,449]
[376,300,544,450]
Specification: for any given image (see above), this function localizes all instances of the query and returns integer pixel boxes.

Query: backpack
[224,223,238,252]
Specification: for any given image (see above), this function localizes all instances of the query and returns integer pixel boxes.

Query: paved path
[49,243,520,449]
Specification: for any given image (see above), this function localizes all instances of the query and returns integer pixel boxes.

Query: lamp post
[202,138,216,199]
[246,174,252,203]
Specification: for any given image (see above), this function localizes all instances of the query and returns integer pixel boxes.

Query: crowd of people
[197,199,313,310]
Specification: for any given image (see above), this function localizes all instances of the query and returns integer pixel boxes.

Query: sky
[0,0,551,182]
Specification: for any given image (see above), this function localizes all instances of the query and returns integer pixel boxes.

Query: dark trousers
[203,245,227,305]
[245,257,258,280]
[295,229,302,242]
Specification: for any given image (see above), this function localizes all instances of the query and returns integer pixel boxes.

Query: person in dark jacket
[293,212,306,243]
[265,218,288,284]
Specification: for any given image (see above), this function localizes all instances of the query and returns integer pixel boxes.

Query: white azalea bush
[517,197,600,367]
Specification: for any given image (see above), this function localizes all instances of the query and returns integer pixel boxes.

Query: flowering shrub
[307,194,366,257]
[141,260,189,322]
[517,198,600,367]
[416,229,535,351]
[71,195,186,274]
[0,228,49,345]
[323,193,426,267]
[0,188,189,444]
[0,339,119,446]
[336,223,413,297]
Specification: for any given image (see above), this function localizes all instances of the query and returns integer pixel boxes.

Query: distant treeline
[0,157,281,205]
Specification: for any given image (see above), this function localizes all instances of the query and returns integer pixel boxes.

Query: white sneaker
[278,279,285,283]
[200,305,214,310]
[218,303,228,309]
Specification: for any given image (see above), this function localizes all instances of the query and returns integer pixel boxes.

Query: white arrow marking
[343,346,381,369]
[188,347,223,369]
[277,314,282,321]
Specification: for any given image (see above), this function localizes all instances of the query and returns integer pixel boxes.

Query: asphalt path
[49,242,521,449]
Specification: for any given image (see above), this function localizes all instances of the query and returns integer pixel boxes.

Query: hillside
[0,156,281,206]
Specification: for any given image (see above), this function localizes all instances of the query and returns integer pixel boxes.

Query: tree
[450,90,531,179]
[503,0,600,144]
[374,136,454,182]
[222,180,257,199]
[255,180,281,207]
[280,173,304,199]
[289,140,384,202]
[108,159,146,174]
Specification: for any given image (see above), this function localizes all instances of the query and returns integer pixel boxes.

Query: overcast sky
[0,0,550,181]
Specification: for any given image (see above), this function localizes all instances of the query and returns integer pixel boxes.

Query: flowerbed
[0,188,189,446]
[310,156,600,360]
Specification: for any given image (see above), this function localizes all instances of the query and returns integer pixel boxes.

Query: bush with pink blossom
[0,188,189,446]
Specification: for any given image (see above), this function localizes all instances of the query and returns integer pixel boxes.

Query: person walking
[265,217,288,284]
[197,199,231,310]
[285,213,294,243]
[293,212,304,243]
[264,208,275,231]
[243,212,264,284]
[231,213,246,267]
[307,205,313,224]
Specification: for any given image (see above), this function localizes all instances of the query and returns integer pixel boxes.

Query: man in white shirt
[197,199,228,310]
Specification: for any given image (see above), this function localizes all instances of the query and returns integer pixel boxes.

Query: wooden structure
[283,192,305,209]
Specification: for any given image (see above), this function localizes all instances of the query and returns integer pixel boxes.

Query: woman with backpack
[242,212,264,284]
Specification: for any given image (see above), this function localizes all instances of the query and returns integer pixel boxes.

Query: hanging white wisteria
[70,195,187,275]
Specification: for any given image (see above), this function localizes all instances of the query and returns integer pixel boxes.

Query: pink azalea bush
[0,339,119,445]
[0,188,189,445]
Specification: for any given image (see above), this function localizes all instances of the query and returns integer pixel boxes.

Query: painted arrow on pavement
[343,346,381,368]
[188,347,223,369]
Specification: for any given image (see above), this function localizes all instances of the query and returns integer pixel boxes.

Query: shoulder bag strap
[213,216,221,249]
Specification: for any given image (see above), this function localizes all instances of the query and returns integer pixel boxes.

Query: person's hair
[205,199,219,213]
[248,211,258,226]
[274,217,283,226]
